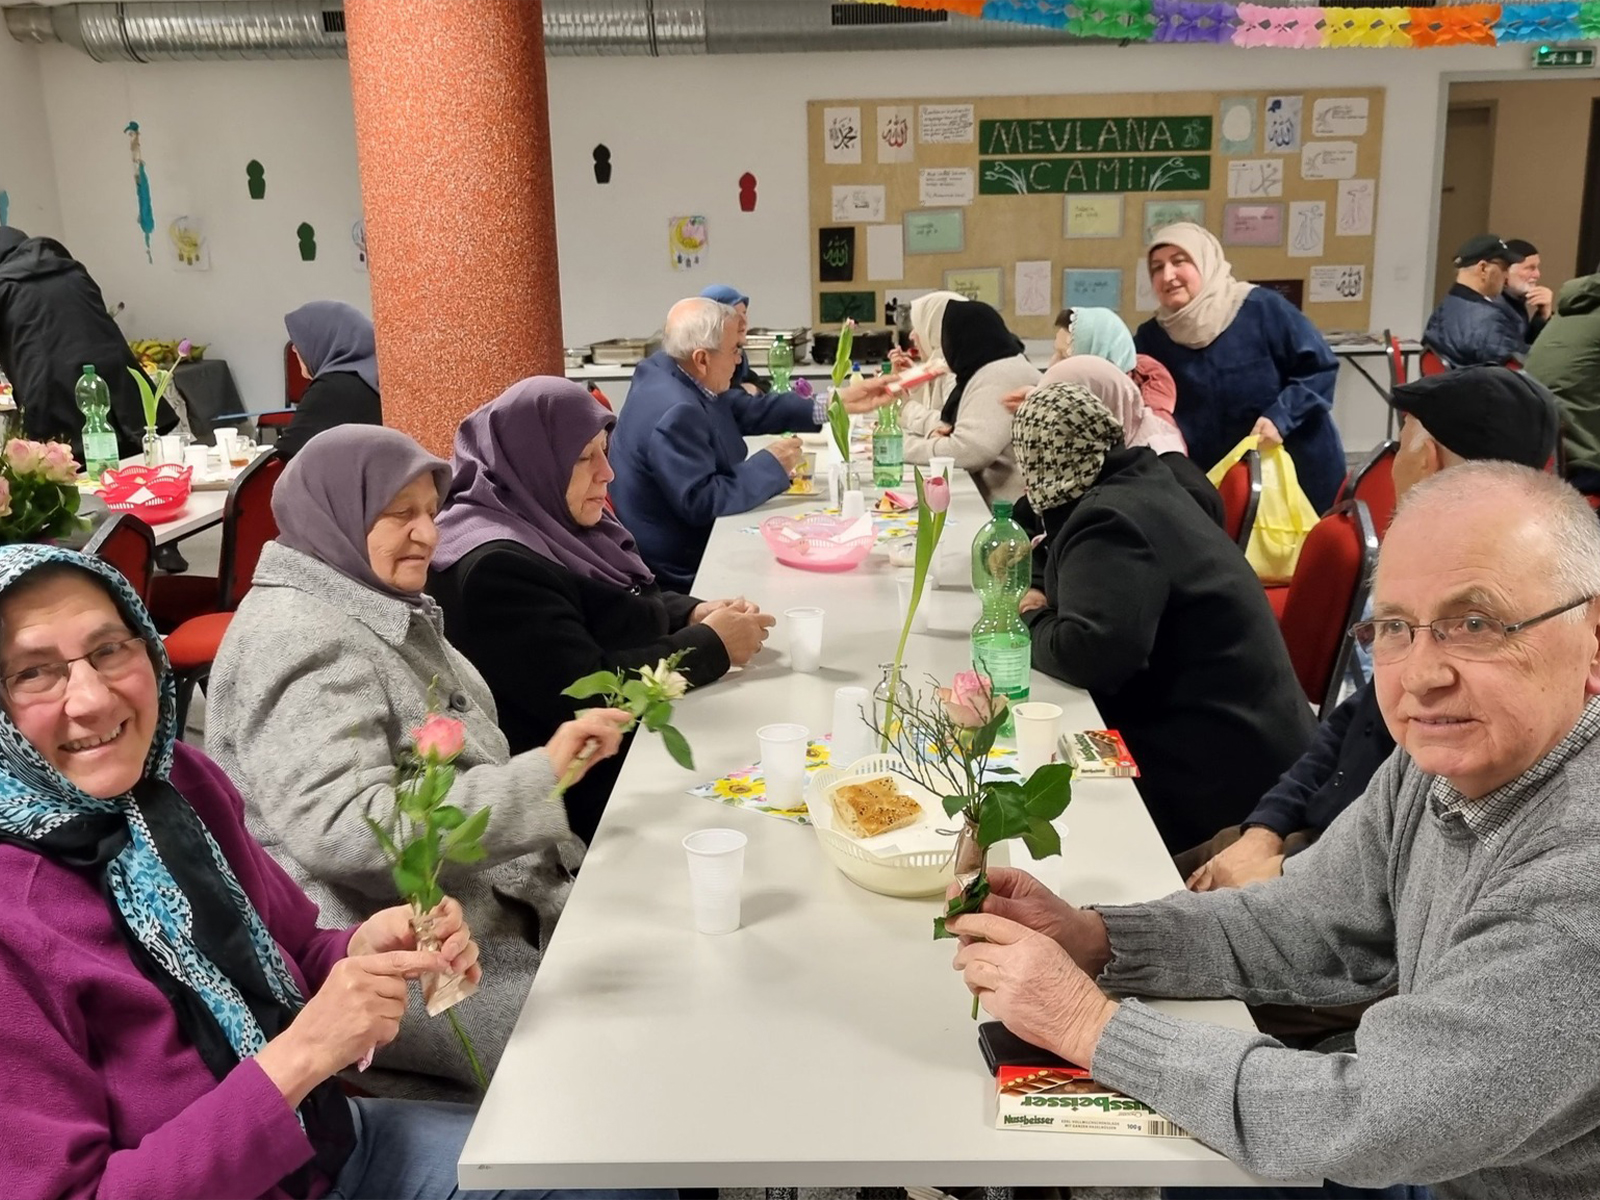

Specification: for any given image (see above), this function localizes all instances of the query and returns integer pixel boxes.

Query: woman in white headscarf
[1134,223,1346,512]
[889,290,967,437]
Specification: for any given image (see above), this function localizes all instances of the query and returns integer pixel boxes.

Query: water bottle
[872,394,903,489]
[76,365,119,479]
[768,333,793,393]
[970,500,1032,734]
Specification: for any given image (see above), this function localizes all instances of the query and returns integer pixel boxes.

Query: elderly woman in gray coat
[205,426,629,1103]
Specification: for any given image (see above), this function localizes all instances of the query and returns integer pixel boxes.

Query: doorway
[1435,105,1494,305]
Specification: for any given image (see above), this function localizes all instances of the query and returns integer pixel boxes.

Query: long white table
[459,471,1284,1191]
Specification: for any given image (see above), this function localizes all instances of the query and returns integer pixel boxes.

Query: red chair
[85,512,157,604]
[155,450,285,731]
[1265,500,1379,718]
[286,341,313,406]
[1339,440,1399,539]
[1419,348,1451,376]
[1215,449,1262,553]
[588,384,615,412]
[1385,328,1407,392]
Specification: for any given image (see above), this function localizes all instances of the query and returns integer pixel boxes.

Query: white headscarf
[909,291,968,364]
[1040,356,1187,457]
[1147,223,1255,350]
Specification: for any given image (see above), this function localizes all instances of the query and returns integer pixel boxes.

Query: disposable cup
[682,828,747,935]
[183,445,210,474]
[785,607,824,673]
[896,570,929,633]
[1013,701,1064,776]
[841,490,866,519]
[830,686,874,769]
[158,434,183,464]
[758,722,809,811]
[928,455,956,481]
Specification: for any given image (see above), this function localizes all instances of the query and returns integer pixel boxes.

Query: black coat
[1024,446,1317,853]
[277,371,383,461]
[428,540,731,844]
[0,230,176,460]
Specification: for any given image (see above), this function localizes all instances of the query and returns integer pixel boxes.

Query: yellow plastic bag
[1206,435,1318,584]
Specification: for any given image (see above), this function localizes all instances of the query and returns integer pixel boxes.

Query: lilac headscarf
[285,301,380,392]
[271,425,450,600]
[431,377,654,589]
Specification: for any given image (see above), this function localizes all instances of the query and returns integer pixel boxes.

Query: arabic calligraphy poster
[818,227,856,283]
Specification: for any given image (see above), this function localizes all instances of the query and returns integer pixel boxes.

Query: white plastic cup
[183,444,209,474]
[896,570,929,633]
[785,607,825,674]
[1013,702,1064,776]
[928,455,956,481]
[682,828,747,935]
[214,428,239,454]
[841,489,866,519]
[758,722,810,810]
[830,686,874,769]
[158,434,182,464]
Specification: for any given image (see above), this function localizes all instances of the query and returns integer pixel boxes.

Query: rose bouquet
[365,705,490,1088]
[0,438,84,544]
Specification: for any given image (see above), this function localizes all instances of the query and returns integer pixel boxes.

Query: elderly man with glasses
[947,462,1600,1197]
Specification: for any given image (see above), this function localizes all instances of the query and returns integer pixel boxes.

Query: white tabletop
[459,470,1279,1191]
[145,490,228,546]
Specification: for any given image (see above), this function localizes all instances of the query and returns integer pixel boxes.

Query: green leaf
[432,804,466,830]
[658,723,695,771]
[397,782,430,821]
[932,873,991,939]
[642,700,673,732]
[976,783,1031,847]
[967,702,1010,764]
[831,322,855,392]
[620,678,651,708]
[364,815,399,863]
[562,671,621,700]
[1022,762,1074,821]
[391,863,427,902]
[442,805,491,851]
[1019,820,1062,862]
[443,841,488,865]
[941,793,969,818]
[400,836,437,877]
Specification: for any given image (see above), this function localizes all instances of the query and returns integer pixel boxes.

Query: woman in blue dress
[1134,223,1346,512]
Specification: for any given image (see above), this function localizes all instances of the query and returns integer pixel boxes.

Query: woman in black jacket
[1012,381,1317,853]
[279,301,383,460]
[428,376,773,843]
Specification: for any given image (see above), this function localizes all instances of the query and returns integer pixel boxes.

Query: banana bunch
[128,339,207,366]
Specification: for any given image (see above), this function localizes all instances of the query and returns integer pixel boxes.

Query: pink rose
[413,714,467,762]
[5,439,43,475]
[40,442,79,483]
[939,670,1006,728]
[0,477,11,519]
[923,475,951,514]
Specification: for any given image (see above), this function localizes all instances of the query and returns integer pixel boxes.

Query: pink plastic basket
[96,464,194,525]
[760,514,875,572]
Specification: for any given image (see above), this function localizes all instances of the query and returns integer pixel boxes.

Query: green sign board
[979,156,1211,196]
[979,116,1213,157]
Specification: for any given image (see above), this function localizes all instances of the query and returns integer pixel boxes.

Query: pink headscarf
[1040,356,1187,457]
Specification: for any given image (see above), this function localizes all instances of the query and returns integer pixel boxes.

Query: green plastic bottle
[75,365,119,479]
[872,393,903,489]
[970,500,1032,734]
[768,333,793,393]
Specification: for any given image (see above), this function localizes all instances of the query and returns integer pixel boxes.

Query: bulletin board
[807,88,1384,339]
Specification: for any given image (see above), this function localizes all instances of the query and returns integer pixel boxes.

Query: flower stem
[881,618,914,753]
[447,1008,489,1091]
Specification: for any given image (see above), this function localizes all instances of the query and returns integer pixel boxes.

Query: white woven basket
[806,755,958,898]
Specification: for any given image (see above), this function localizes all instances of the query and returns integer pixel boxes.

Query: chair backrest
[1385,329,1406,391]
[1216,448,1262,553]
[1419,348,1451,376]
[588,384,615,412]
[285,342,312,406]
[1340,440,1399,538]
[84,512,156,603]
[219,449,286,611]
[1277,499,1379,718]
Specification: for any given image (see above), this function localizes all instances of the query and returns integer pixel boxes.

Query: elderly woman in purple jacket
[0,545,664,1200]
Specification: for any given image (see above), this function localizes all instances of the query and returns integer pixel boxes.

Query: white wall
[0,33,64,240]
[28,37,1563,447]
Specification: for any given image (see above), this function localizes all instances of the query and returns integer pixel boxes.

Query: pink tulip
[5,439,42,475]
[939,670,1006,728]
[923,475,951,514]
[177,339,193,359]
[0,477,11,520]
[413,713,467,762]
[40,442,79,483]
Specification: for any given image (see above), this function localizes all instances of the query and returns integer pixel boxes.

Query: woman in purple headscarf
[430,377,775,843]
[279,300,384,461]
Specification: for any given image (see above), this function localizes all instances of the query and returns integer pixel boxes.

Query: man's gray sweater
[1088,733,1600,1197]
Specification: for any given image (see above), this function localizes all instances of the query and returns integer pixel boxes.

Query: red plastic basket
[96,464,194,525]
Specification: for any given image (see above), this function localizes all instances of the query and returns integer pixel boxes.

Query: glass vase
[142,425,162,466]
[872,660,914,752]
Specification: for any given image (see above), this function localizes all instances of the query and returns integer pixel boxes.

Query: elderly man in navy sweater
[611,297,892,590]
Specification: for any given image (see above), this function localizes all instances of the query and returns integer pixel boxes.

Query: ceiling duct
[4,0,1087,61]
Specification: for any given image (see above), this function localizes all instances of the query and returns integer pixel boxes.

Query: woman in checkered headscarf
[1011,381,1317,858]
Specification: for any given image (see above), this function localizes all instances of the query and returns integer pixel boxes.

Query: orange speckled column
[346,0,560,456]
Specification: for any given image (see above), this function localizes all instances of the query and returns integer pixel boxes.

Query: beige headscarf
[1148,222,1255,350]
[909,291,968,363]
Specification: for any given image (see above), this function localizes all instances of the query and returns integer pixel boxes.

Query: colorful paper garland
[876,0,1600,47]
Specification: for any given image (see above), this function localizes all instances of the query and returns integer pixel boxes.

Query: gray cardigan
[206,541,581,1101]
[1089,735,1600,1197]
[902,354,1038,504]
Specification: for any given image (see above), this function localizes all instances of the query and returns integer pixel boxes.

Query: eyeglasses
[1,636,149,700]
[1350,596,1594,665]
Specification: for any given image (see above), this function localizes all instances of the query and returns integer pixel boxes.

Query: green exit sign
[1534,44,1596,68]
